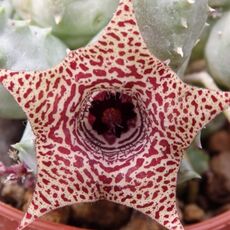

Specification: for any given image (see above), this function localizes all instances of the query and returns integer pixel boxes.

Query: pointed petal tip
[17,222,32,230]
[19,209,38,230]
[16,226,24,230]
[219,91,230,109]
[204,89,230,111]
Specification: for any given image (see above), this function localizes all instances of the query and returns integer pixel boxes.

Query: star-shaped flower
[0,0,230,229]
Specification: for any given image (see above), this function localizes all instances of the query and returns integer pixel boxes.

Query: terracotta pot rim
[185,210,230,230]
[0,201,87,230]
[1,201,230,230]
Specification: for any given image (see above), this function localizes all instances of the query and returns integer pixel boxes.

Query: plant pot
[1,201,230,230]
[186,210,230,230]
[0,201,86,230]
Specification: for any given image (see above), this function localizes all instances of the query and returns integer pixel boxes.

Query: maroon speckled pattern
[0,0,230,229]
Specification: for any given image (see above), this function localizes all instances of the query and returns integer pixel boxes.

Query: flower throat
[88,91,137,144]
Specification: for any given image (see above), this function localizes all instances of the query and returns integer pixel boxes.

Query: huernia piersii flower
[0,0,230,229]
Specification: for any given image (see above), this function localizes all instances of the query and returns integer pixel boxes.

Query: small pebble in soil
[0,182,25,208]
[208,130,230,155]
[183,204,205,223]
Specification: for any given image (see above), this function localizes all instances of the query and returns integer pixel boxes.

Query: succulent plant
[191,0,230,63]
[11,0,120,49]
[134,0,209,75]
[0,0,13,17]
[186,145,209,175]
[0,7,67,119]
[1,0,230,229]
[178,157,201,185]
[190,16,219,62]
[11,0,209,75]
[209,0,230,9]
[12,122,37,174]
[0,0,230,230]
[205,12,230,89]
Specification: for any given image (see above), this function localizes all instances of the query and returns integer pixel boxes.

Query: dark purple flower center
[77,89,150,161]
[101,108,122,127]
[88,91,137,144]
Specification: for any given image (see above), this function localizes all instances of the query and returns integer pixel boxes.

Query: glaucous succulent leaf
[11,0,209,69]
[0,0,13,18]
[209,0,230,9]
[177,157,201,185]
[0,85,26,118]
[190,16,217,62]
[12,122,37,174]
[11,0,120,49]
[187,146,209,175]
[134,0,209,74]
[0,9,67,119]
[0,0,230,229]
[206,12,230,89]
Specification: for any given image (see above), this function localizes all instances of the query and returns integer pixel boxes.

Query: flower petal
[0,0,230,230]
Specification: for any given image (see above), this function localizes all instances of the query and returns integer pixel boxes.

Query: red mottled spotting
[0,0,229,230]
